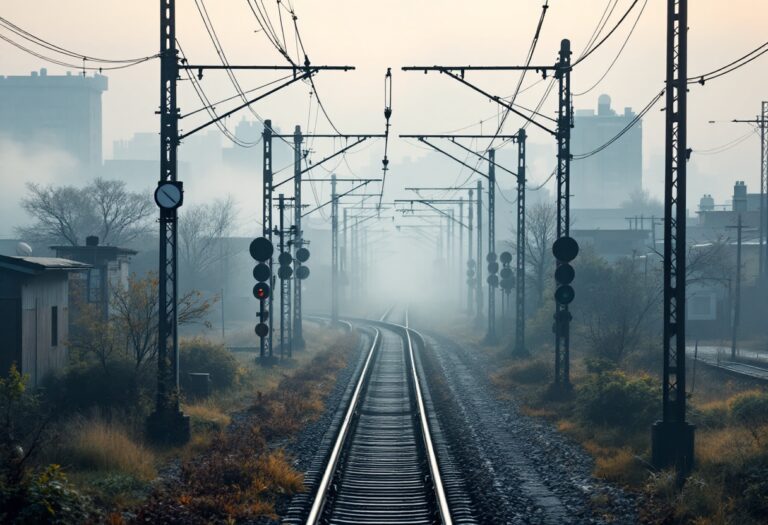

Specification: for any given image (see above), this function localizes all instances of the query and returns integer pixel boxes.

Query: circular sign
[466,269,475,277]
[500,277,514,290]
[154,182,183,210]
[487,274,499,287]
[555,263,575,285]
[249,237,274,262]
[278,252,293,266]
[253,263,270,282]
[296,247,310,263]
[486,252,497,263]
[278,266,293,280]
[468,259,476,269]
[296,266,310,280]
[488,262,499,274]
[554,284,575,305]
[253,282,271,300]
[552,236,579,262]
[255,323,269,338]
[466,278,476,287]
[259,309,270,322]
[500,251,512,265]
[500,267,513,279]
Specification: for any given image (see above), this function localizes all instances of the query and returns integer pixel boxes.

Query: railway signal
[500,251,513,319]
[552,235,578,389]
[250,236,274,356]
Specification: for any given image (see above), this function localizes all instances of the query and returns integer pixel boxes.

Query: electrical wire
[574,0,647,96]
[693,128,758,156]
[688,41,768,85]
[572,89,664,160]
[573,0,641,67]
[0,33,155,71]
[0,16,158,64]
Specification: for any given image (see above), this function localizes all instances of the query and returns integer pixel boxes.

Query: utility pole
[711,102,768,282]
[728,214,744,360]
[515,128,528,355]
[459,197,464,308]
[486,149,497,343]
[477,180,483,325]
[554,38,574,391]
[147,0,188,445]
[652,0,695,480]
[278,193,287,359]
[263,121,274,359]
[292,125,305,349]
[331,175,339,324]
[468,189,474,315]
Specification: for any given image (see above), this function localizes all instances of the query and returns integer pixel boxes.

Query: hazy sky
[2,1,767,222]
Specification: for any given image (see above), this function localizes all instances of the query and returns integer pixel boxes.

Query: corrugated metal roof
[0,255,92,274]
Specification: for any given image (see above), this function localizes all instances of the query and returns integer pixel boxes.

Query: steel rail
[401,310,453,525]
[305,327,381,524]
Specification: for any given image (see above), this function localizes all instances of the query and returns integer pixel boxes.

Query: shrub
[41,359,152,417]
[0,464,100,524]
[505,359,551,385]
[180,338,239,392]
[53,418,156,480]
[730,391,768,442]
[576,370,658,430]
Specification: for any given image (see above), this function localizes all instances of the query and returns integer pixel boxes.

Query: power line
[0,33,155,71]
[0,16,158,64]
[573,88,664,160]
[574,0,648,96]
[688,41,768,85]
[693,128,758,156]
[573,0,641,67]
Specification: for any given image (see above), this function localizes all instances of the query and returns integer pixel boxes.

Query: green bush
[180,338,239,391]
[41,359,151,417]
[731,391,768,428]
[576,370,658,430]
[0,464,100,524]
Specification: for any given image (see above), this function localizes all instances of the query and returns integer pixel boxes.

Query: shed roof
[0,255,92,275]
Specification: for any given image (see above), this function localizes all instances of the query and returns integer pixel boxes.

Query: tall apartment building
[0,68,108,169]
[571,94,642,209]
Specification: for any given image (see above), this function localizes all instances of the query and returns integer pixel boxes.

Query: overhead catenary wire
[572,88,664,160]
[688,40,768,85]
[574,0,648,97]
[0,16,159,64]
[573,0,641,67]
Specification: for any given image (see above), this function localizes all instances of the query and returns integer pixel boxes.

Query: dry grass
[134,328,358,523]
[55,417,156,480]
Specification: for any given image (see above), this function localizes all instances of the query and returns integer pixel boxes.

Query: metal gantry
[651,0,695,479]
[554,39,573,389]
[515,129,528,355]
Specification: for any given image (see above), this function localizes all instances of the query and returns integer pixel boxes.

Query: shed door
[0,299,22,376]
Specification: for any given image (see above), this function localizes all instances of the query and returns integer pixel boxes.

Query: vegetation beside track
[0,321,358,524]
[422,311,768,525]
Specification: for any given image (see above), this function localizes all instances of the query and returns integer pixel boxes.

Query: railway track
[285,309,464,524]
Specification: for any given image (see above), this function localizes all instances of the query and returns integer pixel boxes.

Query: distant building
[572,94,642,209]
[696,181,760,231]
[0,255,90,386]
[571,229,651,262]
[51,236,136,319]
[0,68,108,169]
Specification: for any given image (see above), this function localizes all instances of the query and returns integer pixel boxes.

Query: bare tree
[178,196,238,286]
[110,272,215,371]
[524,201,557,309]
[17,178,152,247]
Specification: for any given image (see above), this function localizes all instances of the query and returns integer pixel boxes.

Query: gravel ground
[418,330,638,525]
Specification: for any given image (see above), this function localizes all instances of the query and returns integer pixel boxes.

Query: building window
[51,306,58,347]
